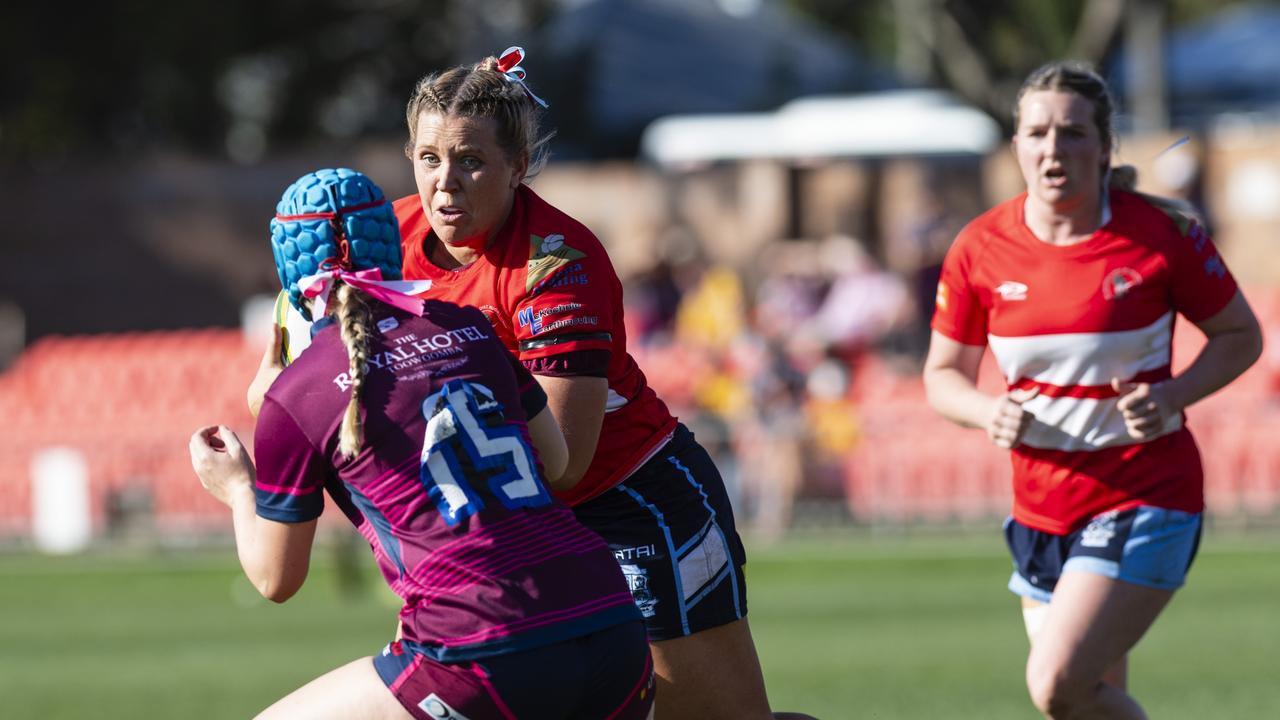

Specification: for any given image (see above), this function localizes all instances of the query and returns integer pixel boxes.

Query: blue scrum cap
[269,168,403,320]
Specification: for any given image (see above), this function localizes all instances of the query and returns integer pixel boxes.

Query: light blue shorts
[1004,506,1203,604]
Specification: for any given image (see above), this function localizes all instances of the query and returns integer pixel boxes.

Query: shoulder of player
[949,195,1020,267]
[392,193,423,222]
[965,193,1023,235]
[518,185,606,254]
[273,325,339,390]
[393,194,429,255]
[261,364,326,432]
[1109,189,1199,242]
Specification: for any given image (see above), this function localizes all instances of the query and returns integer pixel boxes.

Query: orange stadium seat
[2,305,1277,541]
[0,330,259,538]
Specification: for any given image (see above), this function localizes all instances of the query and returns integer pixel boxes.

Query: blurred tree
[0,0,1240,165]
[786,0,1242,134]
[0,0,556,165]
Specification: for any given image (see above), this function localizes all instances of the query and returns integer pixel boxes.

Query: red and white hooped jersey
[395,185,678,506]
[932,190,1238,534]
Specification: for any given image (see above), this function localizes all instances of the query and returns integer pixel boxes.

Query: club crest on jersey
[1102,267,1143,300]
[995,281,1028,301]
[935,282,949,311]
[526,233,586,291]
[476,304,503,331]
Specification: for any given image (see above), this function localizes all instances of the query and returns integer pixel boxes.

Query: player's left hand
[1111,378,1179,440]
[189,425,255,506]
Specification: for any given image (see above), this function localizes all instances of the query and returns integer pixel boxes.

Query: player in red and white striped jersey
[925,62,1261,720]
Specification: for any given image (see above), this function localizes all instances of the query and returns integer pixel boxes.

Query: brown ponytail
[1108,164,1138,192]
[1108,163,1204,227]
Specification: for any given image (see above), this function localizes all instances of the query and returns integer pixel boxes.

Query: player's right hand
[247,324,285,418]
[189,425,255,507]
[986,386,1039,449]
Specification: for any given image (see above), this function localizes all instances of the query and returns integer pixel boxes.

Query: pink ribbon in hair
[299,267,433,317]
[496,46,549,108]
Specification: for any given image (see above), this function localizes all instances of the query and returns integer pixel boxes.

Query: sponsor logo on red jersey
[995,280,1029,301]
[518,302,589,334]
[526,233,586,291]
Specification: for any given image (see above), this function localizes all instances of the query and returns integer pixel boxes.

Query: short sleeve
[1166,218,1238,322]
[930,231,989,345]
[253,397,328,523]
[513,236,616,361]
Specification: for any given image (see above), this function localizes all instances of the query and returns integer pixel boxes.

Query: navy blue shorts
[573,423,749,641]
[1004,506,1203,603]
[374,620,654,719]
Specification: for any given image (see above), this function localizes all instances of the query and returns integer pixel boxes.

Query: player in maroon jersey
[390,47,814,720]
[923,62,1261,719]
[194,169,654,719]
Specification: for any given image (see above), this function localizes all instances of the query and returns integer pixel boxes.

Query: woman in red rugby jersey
[924,61,1261,719]
[390,47,813,720]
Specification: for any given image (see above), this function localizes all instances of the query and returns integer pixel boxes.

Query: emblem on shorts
[620,563,659,618]
[1080,511,1118,548]
[418,693,472,720]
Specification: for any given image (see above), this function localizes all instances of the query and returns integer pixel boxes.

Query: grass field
[2,528,1277,719]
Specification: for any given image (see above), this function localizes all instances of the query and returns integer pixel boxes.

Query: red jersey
[395,185,677,506]
[932,190,1238,534]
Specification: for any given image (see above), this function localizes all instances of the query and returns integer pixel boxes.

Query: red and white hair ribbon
[496,46,549,108]
[299,267,433,317]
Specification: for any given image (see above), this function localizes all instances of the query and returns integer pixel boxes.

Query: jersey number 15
[418,380,552,524]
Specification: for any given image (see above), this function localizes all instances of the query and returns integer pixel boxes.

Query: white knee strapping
[1022,603,1050,641]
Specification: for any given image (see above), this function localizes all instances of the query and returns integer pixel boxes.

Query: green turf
[1,531,1277,719]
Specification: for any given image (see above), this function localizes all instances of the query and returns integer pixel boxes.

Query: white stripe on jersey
[989,311,1180,453]
[988,311,1174,388]
[1016,393,1182,452]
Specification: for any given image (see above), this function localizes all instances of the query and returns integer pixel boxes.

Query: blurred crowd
[622,229,944,540]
